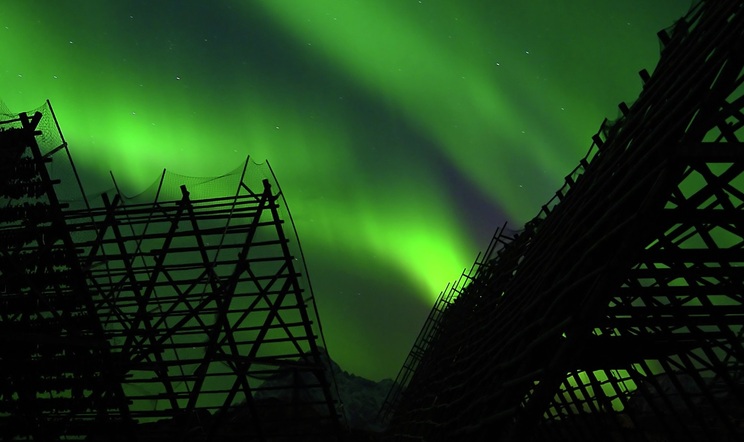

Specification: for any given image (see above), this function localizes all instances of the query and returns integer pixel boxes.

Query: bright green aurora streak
[1,0,691,380]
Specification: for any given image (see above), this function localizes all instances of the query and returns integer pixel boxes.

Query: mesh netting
[0,100,66,156]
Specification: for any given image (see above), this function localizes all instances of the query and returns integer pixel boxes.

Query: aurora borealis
[2,0,692,380]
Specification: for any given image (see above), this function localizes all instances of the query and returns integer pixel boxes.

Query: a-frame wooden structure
[0,102,341,441]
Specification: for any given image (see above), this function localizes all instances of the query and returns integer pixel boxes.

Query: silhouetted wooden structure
[0,101,341,441]
[384,1,744,440]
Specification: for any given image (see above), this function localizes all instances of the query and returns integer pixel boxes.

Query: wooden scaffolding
[386,1,744,440]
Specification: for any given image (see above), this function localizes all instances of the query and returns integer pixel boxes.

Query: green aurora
[2,0,692,380]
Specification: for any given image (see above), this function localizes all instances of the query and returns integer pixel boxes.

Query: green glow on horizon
[326,195,474,297]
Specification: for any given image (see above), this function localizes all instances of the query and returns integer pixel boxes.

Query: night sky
[2,0,692,381]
